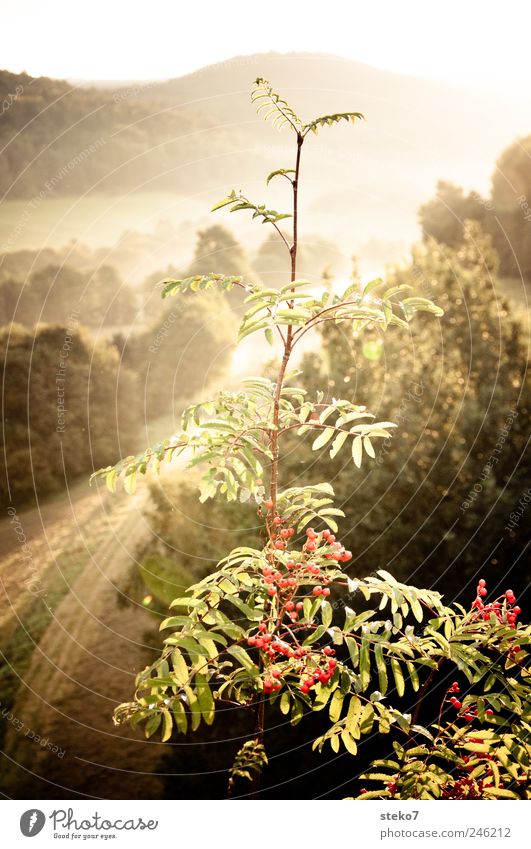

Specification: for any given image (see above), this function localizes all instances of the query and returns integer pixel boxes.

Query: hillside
[1,53,530,260]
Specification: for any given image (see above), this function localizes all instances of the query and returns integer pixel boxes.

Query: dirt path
[0,482,170,799]
[0,482,106,637]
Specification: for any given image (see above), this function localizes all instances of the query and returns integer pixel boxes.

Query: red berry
[273,516,282,526]
[267,587,277,597]
[513,606,521,615]
[322,587,331,597]
[478,579,486,587]
[285,601,295,611]
[305,541,317,552]
[313,586,323,596]
[296,601,304,610]
[264,499,273,510]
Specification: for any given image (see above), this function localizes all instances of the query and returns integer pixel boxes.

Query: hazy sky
[4,0,531,92]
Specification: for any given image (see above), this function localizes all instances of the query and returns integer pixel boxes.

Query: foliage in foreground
[95,79,530,798]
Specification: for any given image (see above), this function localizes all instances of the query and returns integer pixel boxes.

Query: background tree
[187,225,257,282]
[291,224,530,600]
[419,136,531,284]
[418,180,488,248]
[120,293,236,420]
[1,324,139,507]
[491,134,531,280]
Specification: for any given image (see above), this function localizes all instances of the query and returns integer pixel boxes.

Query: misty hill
[1,54,530,261]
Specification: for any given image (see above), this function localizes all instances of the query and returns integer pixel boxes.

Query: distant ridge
[1,53,529,252]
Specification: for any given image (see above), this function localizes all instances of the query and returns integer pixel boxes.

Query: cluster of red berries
[448,681,462,710]
[300,653,337,694]
[248,622,308,656]
[247,616,339,695]
[385,777,398,795]
[442,752,524,798]
[261,560,332,606]
[304,527,352,562]
[262,674,282,694]
[263,500,354,565]
[258,521,354,616]
[447,682,493,722]
[257,646,338,695]
[262,501,296,551]
[252,510,354,699]
[442,774,485,799]
[471,579,522,626]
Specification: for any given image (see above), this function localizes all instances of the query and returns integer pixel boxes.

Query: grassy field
[0,191,205,253]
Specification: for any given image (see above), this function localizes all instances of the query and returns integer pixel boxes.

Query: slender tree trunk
[247,133,305,798]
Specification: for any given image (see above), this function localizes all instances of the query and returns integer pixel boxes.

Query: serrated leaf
[312,427,336,451]
[363,436,375,459]
[352,435,363,468]
[345,695,362,734]
[321,600,333,629]
[341,730,358,755]
[161,708,173,742]
[374,644,388,695]
[390,658,405,697]
[330,430,349,459]
[280,691,291,715]
[211,195,237,212]
[195,673,215,725]
[227,645,259,676]
[329,689,344,722]
[171,650,189,686]
[360,637,371,690]
[359,702,375,734]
